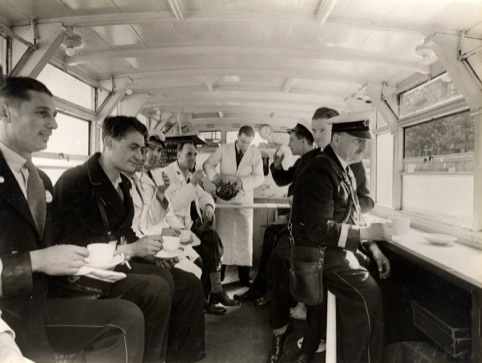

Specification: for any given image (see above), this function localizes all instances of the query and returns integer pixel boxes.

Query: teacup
[390,217,410,236]
[87,243,115,265]
[163,236,180,252]
[179,230,191,243]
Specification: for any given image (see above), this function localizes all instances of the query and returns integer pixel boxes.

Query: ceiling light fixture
[415,44,436,65]
[62,34,83,56]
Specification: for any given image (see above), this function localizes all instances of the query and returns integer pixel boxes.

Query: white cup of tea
[390,217,411,236]
[179,230,191,243]
[87,243,115,265]
[163,236,180,252]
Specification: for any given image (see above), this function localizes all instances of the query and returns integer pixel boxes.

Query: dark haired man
[0,72,145,363]
[234,119,315,304]
[164,141,239,313]
[203,125,264,286]
[54,116,205,363]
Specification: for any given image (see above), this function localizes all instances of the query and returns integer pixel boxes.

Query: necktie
[25,159,46,235]
[345,167,361,224]
[236,149,244,168]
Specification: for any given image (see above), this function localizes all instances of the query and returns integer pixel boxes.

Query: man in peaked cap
[289,114,392,363]
[234,119,315,304]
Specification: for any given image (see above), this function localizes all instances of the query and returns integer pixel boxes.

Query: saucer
[85,254,124,270]
[155,248,183,259]
[421,233,457,245]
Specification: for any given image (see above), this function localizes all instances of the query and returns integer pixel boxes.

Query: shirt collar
[0,141,28,172]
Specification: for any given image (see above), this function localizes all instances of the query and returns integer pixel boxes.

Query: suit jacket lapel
[0,151,38,232]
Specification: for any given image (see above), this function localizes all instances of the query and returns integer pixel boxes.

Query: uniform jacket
[271,147,373,212]
[290,145,369,251]
[54,152,138,245]
[203,142,264,266]
[0,151,55,360]
[163,161,215,230]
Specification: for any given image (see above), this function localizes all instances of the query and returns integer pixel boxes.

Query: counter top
[386,228,482,290]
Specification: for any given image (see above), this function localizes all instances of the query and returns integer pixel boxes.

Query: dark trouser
[166,268,206,363]
[112,262,173,362]
[267,234,294,329]
[251,223,287,296]
[114,262,206,363]
[192,221,224,298]
[311,249,384,363]
[44,298,145,363]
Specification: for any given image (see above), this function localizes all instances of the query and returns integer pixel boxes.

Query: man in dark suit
[265,108,375,363]
[54,116,205,363]
[290,118,392,363]
[0,73,145,363]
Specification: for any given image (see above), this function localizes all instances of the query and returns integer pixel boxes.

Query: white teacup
[391,217,411,236]
[163,236,180,252]
[179,230,191,243]
[87,243,115,265]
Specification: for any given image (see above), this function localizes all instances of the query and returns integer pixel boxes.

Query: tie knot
[25,158,35,171]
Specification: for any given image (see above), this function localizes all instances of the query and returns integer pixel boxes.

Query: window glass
[33,157,85,184]
[37,64,94,110]
[400,73,463,117]
[46,113,90,155]
[402,174,473,229]
[199,131,221,145]
[375,132,393,208]
[226,130,264,146]
[403,111,475,173]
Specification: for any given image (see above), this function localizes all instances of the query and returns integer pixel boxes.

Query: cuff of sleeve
[337,224,360,252]
[1,252,33,297]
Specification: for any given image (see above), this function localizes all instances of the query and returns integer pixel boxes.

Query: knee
[111,300,145,335]
[144,275,173,305]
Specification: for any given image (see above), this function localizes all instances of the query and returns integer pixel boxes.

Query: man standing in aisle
[234,119,315,304]
[0,72,145,363]
[203,125,264,286]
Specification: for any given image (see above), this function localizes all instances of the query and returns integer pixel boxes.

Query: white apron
[204,142,264,266]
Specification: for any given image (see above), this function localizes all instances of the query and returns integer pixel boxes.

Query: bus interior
[0,0,481,362]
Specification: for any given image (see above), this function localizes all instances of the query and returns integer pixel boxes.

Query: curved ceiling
[1,0,481,130]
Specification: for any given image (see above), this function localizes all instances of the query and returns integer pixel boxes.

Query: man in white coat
[203,126,265,286]
[163,141,240,313]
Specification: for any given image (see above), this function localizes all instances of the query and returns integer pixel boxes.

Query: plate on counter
[421,233,457,245]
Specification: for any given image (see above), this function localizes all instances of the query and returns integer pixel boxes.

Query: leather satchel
[289,244,325,305]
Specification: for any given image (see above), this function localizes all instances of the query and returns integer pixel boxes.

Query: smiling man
[0,73,145,363]
[54,116,205,363]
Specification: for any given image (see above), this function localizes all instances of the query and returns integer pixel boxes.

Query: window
[37,64,94,110]
[199,131,221,145]
[46,113,90,155]
[400,73,463,117]
[375,132,393,208]
[401,110,475,229]
[403,111,475,173]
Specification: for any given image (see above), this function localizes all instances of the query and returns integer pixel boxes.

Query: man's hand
[118,235,163,258]
[156,172,171,194]
[273,150,285,169]
[369,243,391,279]
[360,222,393,241]
[212,174,221,186]
[203,205,215,222]
[191,170,205,186]
[30,245,88,275]
[155,257,179,270]
[161,228,180,237]
[0,332,25,363]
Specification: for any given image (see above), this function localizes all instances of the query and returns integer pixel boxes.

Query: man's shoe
[204,302,226,315]
[291,351,314,363]
[267,324,293,363]
[233,289,262,301]
[254,296,270,306]
[209,290,240,306]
